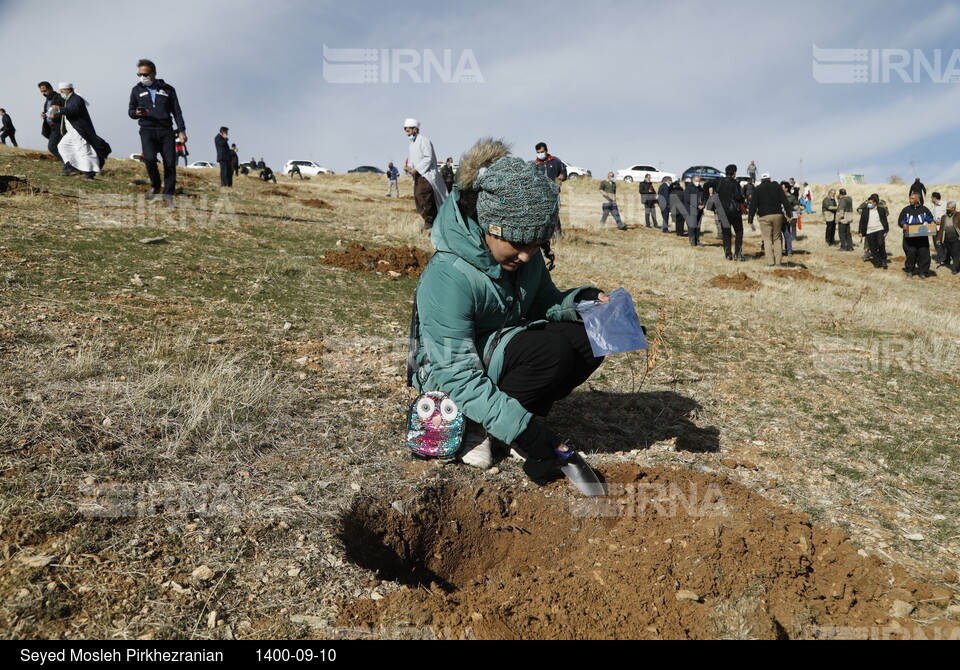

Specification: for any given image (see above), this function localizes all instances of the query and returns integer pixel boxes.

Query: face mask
[409,134,417,142]
[537,152,546,160]
[693,180,700,187]
[868,203,875,209]
[140,75,155,86]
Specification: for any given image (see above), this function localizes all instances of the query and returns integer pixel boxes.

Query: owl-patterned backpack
[406,391,464,459]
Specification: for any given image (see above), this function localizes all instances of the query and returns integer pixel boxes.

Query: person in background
[747,160,758,182]
[897,192,935,278]
[639,174,658,228]
[928,192,946,266]
[836,188,855,251]
[129,58,187,207]
[657,176,673,233]
[909,177,926,205]
[404,118,448,232]
[230,143,239,177]
[936,201,960,275]
[440,157,455,193]
[683,176,706,246]
[38,82,65,162]
[822,189,838,246]
[748,173,792,266]
[802,182,813,213]
[781,181,800,256]
[599,172,626,230]
[705,164,746,261]
[858,193,889,269]
[0,109,16,147]
[533,142,567,183]
[51,82,111,179]
[215,126,232,187]
[386,161,400,197]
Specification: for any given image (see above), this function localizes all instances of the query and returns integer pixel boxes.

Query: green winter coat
[409,188,591,445]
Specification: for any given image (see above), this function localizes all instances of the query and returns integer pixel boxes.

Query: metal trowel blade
[560,452,605,497]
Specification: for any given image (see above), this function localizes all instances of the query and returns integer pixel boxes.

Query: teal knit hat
[474,156,560,244]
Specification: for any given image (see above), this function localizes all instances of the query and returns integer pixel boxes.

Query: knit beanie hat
[474,157,560,244]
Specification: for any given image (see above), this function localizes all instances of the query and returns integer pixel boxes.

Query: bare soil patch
[321,243,431,278]
[21,152,59,162]
[335,464,958,639]
[706,272,762,291]
[771,268,832,283]
[301,199,335,210]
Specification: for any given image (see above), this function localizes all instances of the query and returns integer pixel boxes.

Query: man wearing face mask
[533,142,567,183]
[128,58,187,208]
[403,118,447,232]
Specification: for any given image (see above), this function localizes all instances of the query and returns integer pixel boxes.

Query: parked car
[681,165,724,182]
[347,165,386,174]
[617,164,676,183]
[186,161,216,169]
[562,161,591,179]
[129,153,144,162]
[282,159,333,176]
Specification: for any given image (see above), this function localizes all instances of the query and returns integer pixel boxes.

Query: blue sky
[2,0,960,183]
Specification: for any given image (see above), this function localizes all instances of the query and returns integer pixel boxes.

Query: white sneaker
[459,430,494,470]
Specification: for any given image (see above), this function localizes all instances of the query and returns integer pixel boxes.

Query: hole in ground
[336,464,960,639]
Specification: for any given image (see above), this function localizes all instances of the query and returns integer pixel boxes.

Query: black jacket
[858,206,889,236]
[534,155,566,181]
[41,92,65,139]
[60,94,111,162]
[1,113,14,133]
[748,179,792,222]
[128,79,186,133]
[215,134,231,162]
[705,176,744,213]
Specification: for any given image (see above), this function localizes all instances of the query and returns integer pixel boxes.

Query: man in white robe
[404,118,447,232]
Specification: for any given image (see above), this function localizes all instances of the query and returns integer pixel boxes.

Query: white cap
[403,118,420,129]
[761,172,770,179]
[58,82,74,90]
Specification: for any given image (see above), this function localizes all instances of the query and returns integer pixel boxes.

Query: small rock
[471,612,484,621]
[946,605,960,619]
[283,322,292,331]
[904,533,924,542]
[192,565,215,581]
[139,236,167,244]
[739,460,758,471]
[17,554,57,568]
[207,611,217,629]
[370,591,383,601]
[130,274,145,287]
[46,581,58,592]
[206,336,225,345]
[676,590,701,603]
[488,467,500,475]
[390,501,405,514]
[102,416,113,429]
[941,570,958,584]
[721,458,737,469]
[290,615,327,629]
[288,568,301,578]
[889,600,914,618]
[350,482,361,492]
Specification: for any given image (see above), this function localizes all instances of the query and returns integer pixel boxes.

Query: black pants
[721,213,744,257]
[219,160,233,187]
[942,235,960,273]
[46,127,63,162]
[838,223,853,250]
[825,219,837,245]
[140,128,178,197]
[414,175,438,229]
[0,130,16,146]
[903,237,931,276]
[498,322,604,417]
[866,231,887,267]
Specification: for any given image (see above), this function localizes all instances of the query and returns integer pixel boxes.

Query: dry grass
[0,145,957,639]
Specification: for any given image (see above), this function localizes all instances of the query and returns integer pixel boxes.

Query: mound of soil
[322,242,431,278]
[0,175,37,195]
[890,256,906,262]
[771,268,831,283]
[301,199,335,210]
[263,188,292,197]
[334,189,354,194]
[22,152,58,162]
[335,464,958,639]
[706,272,762,291]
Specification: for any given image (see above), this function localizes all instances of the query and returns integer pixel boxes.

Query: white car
[186,161,217,169]
[562,161,591,180]
[617,164,676,183]
[283,159,333,176]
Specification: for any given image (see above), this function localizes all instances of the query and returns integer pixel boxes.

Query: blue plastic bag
[575,288,647,357]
